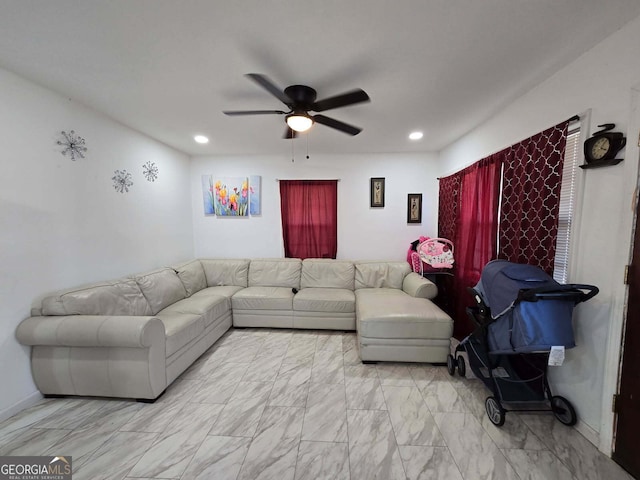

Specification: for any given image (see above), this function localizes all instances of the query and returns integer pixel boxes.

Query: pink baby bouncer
[407,236,455,276]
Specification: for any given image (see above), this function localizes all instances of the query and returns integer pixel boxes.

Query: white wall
[0,67,194,419]
[438,16,640,452]
[191,152,439,260]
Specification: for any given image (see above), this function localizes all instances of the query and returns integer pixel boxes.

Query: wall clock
[582,123,626,168]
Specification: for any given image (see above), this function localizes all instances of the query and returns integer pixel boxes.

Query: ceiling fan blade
[312,114,362,135]
[223,110,287,116]
[283,127,298,139]
[311,89,370,112]
[246,73,292,106]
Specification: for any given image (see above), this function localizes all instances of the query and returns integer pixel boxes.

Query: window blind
[553,126,580,283]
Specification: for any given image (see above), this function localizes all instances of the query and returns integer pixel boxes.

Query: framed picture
[407,193,422,223]
[370,177,385,207]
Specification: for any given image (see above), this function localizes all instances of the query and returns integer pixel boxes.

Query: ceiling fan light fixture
[286,114,313,133]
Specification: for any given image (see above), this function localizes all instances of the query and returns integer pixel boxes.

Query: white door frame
[598,84,640,455]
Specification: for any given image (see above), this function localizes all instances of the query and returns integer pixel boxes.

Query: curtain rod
[437,114,582,180]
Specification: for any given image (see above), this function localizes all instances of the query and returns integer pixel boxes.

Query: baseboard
[0,391,43,423]
[575,418,600,449]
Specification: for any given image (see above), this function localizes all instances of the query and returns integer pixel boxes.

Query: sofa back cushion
[134,268,188,314]
[173,260,207,296]
[41,279,153,316]
[301,259,354,290]
[355,261,410,290]
[249,258,302,289]
[200,259,250,287]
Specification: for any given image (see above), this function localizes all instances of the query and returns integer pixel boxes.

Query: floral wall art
[215,177,249,216]
[202,175,215,215]
[202,175,262,217]
[250,175,261,215]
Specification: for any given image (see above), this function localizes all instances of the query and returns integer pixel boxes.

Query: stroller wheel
[485,396,506,427]
[551,396,577,426]
[456,355,466,377]
[446,355,456,376]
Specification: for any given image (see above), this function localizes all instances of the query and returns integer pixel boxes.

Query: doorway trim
[599,84,640,455]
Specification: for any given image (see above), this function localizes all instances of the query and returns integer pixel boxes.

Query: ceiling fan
[223,73,370,138]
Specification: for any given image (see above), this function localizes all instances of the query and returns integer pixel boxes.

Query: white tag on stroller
[548,346,565,366]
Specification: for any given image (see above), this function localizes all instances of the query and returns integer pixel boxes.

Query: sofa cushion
[200,259,250,287]
[155,312,205,356]
[301,259,354,290]
[293,288,355,313]
[41,279,152,316]
[249,259,301,289]
[355,261,410,290]
[356,289,452,340]
[356,287,408,299]
[134,268,188,315]
[191,285,244,299]
[159,294,229,328]
[173,260,207,296]
[232,287,294,310]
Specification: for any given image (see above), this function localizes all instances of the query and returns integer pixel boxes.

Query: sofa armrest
[16,315,165,349]
[402,273,438,299]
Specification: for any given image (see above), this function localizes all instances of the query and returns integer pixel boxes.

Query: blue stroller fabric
[487,299,576,353]
[476,260,560,318]
[475,260,577,354]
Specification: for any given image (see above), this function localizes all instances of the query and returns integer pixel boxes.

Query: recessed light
[409,131,423,140]
[194,135,209,144]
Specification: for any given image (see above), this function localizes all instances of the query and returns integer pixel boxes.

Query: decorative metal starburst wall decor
[142,161,159,182]
[56,130,87,160]
[112,169,133,193]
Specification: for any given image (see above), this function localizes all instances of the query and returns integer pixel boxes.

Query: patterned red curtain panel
[499,122,569,275]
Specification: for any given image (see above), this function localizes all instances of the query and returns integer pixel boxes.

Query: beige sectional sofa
[16,258,453,401]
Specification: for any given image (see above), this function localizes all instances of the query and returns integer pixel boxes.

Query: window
[553,125,580,283]
[279,180,338,259]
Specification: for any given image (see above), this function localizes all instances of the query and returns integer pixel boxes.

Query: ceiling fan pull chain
[291,133,295,163]
[306,133,310,160]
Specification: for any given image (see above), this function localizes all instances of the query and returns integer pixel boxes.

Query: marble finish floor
[0,328,633,480]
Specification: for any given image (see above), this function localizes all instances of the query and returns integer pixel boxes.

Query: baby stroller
[447,260,598,427]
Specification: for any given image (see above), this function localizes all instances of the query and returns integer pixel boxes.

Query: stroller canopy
[475,260,559,318]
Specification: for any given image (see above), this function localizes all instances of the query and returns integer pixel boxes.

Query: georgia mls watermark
[0,456,72,480]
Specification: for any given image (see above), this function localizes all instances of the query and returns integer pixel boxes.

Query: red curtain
[499,122,569,274]
[437,174,460,243]
[438,120,569,337]
[440,156,502,338]
[280,180,338,259]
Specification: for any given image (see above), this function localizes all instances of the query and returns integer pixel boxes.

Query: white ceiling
[2,1,640,156]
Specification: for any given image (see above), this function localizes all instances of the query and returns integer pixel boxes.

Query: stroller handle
[517,284,599,304]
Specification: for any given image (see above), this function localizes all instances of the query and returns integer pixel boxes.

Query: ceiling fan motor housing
[284,85,317,109]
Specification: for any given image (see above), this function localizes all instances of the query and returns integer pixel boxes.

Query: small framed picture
[407,193,422,223]
[370,177,385,208]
